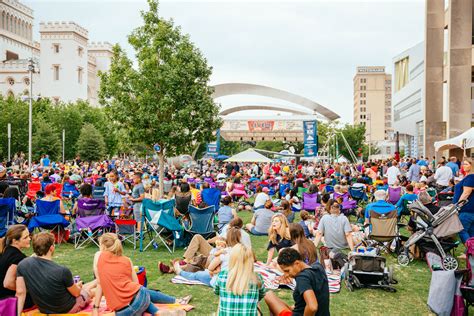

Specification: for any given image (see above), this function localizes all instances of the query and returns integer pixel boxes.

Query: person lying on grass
[264,248,330,316]
[92,233,191,316]
[171,227,243,287]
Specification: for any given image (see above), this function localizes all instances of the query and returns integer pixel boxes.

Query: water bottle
[87,228,92,237]
[152,241,159,249]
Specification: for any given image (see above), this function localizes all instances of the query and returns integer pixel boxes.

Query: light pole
[62,129,65,163]
[27,58,35,171]
[7,123,11,162]
[367,113,371,161]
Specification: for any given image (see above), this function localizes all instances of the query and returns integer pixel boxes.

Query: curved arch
[220,104,310,116]
[213,83,340,121]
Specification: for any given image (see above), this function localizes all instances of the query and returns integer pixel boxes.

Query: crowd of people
[0,152,472,315]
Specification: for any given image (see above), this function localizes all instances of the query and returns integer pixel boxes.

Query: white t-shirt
[435,166,453,186]
[219,226,252,249]
[254,192,270,209]
[385,166,401,185]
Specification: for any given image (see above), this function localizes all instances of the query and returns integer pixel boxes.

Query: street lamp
[27,58,34,171]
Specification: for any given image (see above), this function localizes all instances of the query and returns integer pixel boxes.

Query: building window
[23,89,29,96]
[77,67,83,84]
[394,56,409,92]
[360,78,366,83]
[360,100,366,105]
[361,107,366,112]
[78,46,83,57]
[361,86,366,91]
[6,90,14,98]
[53,65,60,80]
[24,77,30,85]
[7,77,15,85]
[53,44,60,53]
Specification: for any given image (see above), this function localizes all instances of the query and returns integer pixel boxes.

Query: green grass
[39,210,442,316]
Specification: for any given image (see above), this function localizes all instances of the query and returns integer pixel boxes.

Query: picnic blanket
[171,262,296,290]
[21,298,194,316]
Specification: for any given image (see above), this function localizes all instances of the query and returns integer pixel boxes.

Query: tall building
[392,42,425,157]
[423,0,473,158]
[0,0,112,105]
[353,66,392,145]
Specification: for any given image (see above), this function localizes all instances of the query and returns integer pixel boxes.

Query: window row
[5,77,30,86]
[52,44,84,57]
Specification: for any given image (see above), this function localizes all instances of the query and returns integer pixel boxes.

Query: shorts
[133,203,142,221]
[68,289,90,313]
[278,310,292,316]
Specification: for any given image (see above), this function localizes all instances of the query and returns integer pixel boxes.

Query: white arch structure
[212,83,340,121]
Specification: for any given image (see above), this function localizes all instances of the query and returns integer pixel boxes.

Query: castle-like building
[0,0,113,105]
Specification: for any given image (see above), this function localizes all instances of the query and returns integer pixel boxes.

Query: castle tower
[87,41,113,106]
[39,21,88,103]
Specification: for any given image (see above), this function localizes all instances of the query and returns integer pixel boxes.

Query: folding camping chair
[301,192,320,212]
[368,209,401,254]
[185,205,216,239]
[388,187,402,205]
[74,198,114,249]
[116,219,138,249]
[201,188,221,212]
[0,198,16,237]
[28,200,70,244]
[349,186,367,202]
[140,199,183,253]
[297,187,308,198]
[92,185,106,201]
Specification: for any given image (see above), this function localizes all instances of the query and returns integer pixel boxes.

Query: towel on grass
[171,262,296,290]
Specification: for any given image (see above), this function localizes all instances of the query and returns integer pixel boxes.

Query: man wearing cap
[364,190,396,225]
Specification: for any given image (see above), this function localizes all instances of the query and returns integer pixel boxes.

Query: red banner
[248,121,274,132]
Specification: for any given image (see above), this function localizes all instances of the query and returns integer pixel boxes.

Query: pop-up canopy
[434,128,474,151]
[224,149,273,163]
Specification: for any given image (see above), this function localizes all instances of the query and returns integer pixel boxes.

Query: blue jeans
[115,286,176,316]
[250,227,268,236]
[179,270,212,286]
[459,212,474,243]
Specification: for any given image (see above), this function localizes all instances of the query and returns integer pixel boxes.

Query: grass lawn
[37,210,444,316]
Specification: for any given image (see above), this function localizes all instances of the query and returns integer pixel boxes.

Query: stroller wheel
[442,256,458,271]
[397,253,410,266]
[344,279,354,292]
[352,275,362,288]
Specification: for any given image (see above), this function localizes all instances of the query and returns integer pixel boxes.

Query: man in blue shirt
[446,157,459,178]
[364,190,396,225]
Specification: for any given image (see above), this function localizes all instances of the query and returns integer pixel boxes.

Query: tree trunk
[158,152,165,199]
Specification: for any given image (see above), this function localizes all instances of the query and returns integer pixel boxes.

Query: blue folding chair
[185,205,216,239]
[201,188,221,212]
[140,199,183,253]
[279,183,291,198]
[92,186,106,201]
[28,200,69,243]
[0,198,16,237]
[349,186,367,202]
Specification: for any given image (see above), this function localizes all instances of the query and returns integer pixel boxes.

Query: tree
[76,124,106,162]
[32,116,61,161]
[99,0,222,197]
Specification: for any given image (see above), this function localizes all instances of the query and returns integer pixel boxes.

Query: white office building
[392,41,425,157]
[0,0,112,105]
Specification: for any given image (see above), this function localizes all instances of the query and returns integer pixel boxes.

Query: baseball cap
[262,187,269,193]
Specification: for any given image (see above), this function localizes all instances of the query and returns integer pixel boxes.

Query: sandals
[177,295,192,305]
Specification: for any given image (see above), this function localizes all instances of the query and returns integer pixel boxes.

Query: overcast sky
[24,0,425,123]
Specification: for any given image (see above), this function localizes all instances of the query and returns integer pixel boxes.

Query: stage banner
[303,121,318,157]
[206,129,220,157]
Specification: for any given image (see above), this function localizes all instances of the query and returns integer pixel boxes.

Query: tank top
[96,252,141,311]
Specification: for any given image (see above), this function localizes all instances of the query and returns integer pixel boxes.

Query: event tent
[434,127,474,151]
[224,149,273,163]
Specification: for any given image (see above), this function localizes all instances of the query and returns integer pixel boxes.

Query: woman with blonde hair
[266,213,293,265]
[92,233,191,316]
[214,244,265,315]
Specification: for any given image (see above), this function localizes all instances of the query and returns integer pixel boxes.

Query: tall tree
[76,124,106,162]
[99,0,222,197]
[32,116,61,161]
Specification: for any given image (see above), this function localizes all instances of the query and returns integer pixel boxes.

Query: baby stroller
[344,248,397,292]
[397,200,466,270]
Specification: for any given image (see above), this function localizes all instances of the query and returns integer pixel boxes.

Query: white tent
[434,127,474,151]
[224,149,273,163]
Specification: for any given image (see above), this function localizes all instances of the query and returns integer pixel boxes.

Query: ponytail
[99,233,123,256]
